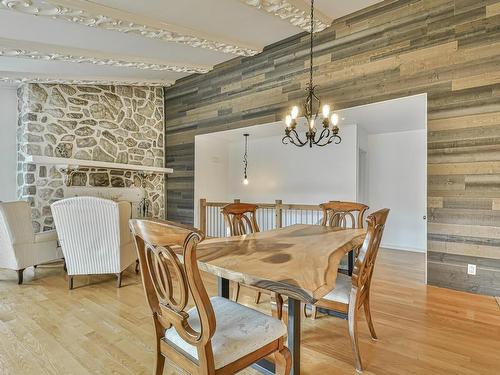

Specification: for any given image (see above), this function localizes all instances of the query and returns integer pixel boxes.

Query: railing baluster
[216,207,219,237]
[215,207,218,237]
[210,207,213,237]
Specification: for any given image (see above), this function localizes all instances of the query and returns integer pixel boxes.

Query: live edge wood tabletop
[184,224,366,375]
[192,224,366,305]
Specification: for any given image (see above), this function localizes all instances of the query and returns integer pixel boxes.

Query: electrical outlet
[467,264,477,275]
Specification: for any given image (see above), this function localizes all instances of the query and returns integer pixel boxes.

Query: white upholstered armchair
[0,201,63,284]
[51,197,138,289]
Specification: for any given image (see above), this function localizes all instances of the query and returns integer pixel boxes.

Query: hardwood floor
[1,249,499,374]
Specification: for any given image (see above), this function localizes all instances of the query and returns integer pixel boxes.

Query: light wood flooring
[1,249,499,374]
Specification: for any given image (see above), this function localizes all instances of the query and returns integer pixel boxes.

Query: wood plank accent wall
[164,0,500,296]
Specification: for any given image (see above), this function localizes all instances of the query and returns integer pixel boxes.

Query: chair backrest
[320,201,369,229]
[352,208,390,292]
[221,202,259,236]
[51,197,130,274]
[129,219,216,369]
[0,201,35,268]
[0,201,35,245]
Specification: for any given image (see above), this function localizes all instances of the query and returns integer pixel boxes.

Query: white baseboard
[381,242,426,253]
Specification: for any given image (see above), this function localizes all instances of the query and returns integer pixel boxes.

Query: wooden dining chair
[320,201,369,230]
[221,203,266,303]
[306,201,369,319]
[321,201,369,275]
[308,208,389,373]
[130,218,291,375]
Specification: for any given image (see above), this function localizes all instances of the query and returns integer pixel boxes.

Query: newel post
[275,199,283,229]
[200,198,207,234]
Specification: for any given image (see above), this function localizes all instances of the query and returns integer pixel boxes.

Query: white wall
[367,129,427,252]
[356,126,369,202]
[0,87,18,202]
[226,125,358,204]
[194,124,358,226]
[194,135,230,226]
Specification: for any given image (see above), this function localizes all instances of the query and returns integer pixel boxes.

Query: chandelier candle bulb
[291,106,299,119]
[322,104,330,118]
[285,115,292,128]
[331,113,339,126]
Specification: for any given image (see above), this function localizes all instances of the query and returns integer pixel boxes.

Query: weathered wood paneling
[164,0,500,296]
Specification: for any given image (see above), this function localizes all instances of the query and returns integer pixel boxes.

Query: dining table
[194,224,366,375]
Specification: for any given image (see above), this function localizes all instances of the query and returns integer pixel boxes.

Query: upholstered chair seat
[165,296,287,369]
[33,230,58,244]
[322,273,351,304]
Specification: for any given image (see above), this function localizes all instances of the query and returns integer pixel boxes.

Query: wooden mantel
[25,155,174,174]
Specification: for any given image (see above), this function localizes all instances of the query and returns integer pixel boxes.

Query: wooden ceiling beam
[0,0,261,56]
[0,37,211,74]
[0,71,173,86]
[241,0,332,32]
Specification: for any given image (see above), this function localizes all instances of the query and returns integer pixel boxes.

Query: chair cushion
[164,296,287,369]
[34,230,58,243]
[322,273,352,304]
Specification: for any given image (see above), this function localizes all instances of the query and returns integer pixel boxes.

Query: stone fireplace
[17,83,165,232]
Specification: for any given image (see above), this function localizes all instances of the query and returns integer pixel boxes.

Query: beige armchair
[51,197,137,289]
[0,201,63,284]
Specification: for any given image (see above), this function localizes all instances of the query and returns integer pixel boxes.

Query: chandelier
[282,0,341,148]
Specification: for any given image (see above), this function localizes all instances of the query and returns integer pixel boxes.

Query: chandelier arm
[282,135,292,145]
[325,134,341,146]
[313,128,330,145]
[282,134,307,147]
[290,128,309,146]
[313,133,332,147]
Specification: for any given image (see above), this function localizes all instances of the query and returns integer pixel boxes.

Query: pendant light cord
[243,134,248,179]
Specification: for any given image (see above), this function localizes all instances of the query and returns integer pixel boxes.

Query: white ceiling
[0,0,381,87]
[198,94,427,142]
[341,93,427,134]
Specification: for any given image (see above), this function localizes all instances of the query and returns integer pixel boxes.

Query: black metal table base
[218,277,301,375]
[317,307,348,320]
[217,276,230,298]
[252,358,275,375]
[348,249,354,276]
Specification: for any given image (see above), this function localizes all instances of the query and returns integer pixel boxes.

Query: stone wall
[17,83,165,232]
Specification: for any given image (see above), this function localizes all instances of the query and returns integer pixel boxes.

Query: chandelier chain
[309,0,314,94]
